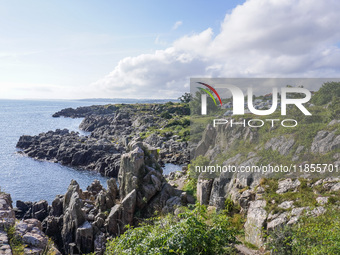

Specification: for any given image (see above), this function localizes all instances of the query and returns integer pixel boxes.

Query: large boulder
[106,189,136,235]
[197,178,213,205]
[244,200,267,248]
[118,143,145,199]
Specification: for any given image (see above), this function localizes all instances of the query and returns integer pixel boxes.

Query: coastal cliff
[17,103,190,177]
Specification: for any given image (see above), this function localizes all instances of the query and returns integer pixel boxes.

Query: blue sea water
[0,99,123,204]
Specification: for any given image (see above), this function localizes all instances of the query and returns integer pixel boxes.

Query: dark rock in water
[52,105,117,118]
[16,129,122,177]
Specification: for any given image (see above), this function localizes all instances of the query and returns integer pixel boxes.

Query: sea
[0,99,180,204]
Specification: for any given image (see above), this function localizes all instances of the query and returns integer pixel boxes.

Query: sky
[1,0,340,99]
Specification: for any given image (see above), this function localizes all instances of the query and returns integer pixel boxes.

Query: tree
[178,92,193,103]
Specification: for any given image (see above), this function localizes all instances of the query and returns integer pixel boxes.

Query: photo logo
[198,82,312,116]
[197,82,223,113]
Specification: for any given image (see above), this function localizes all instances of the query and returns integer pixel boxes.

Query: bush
[105,204,240,255]
[312,82,340,106]
[267,208,340,255]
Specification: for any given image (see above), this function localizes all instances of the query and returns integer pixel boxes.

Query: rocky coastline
[8,86,340,254]
[16,103,190,178]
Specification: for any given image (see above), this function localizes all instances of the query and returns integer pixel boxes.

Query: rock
[311,131,340,154]
[276,179,301,194]
[32,200,49,221]
[308,206,327,217]
[61,191,86,254]
[76,221,93,253]
[287,216,299,225]
[267,212,288,231]
[106,189,136,235]
[94,232,106,255]
[265,136,295,156]
[194,124,216,158]
[291,207,308,217]
[197,179,213,205]
[22,232,48,249]
[118,145,145,199]
[50,196,63,217]
[239,190,256,212]
[0,194,15,230]
[278,201,294,209]
[330,182,340,192]
[244,200,267,248]
[0,230,12,255]
[316,196,329,205]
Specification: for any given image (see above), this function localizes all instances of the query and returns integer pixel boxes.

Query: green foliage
[178,92,193,103]
[6,226,25,255]
[224,198,234,214]
[329,96,340,119]
[267,208,340,255]
[262,178,318,214]
[311,81,340,106]
[160,111,172,119]
[105,204,240,255]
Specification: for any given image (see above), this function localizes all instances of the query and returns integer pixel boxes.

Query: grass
[6,226,25,255]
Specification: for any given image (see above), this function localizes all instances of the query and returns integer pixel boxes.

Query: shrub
[267,207,340,255]
[312,81,340,106]
[105,204,240,255]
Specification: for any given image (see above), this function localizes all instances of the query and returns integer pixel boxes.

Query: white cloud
[172,21,183,30]
[93,0,340,99]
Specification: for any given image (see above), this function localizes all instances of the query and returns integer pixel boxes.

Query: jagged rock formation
[16,103,190,177]
[13,139,193,254]
[17,129,122,177]
[193,118,340,249]
[0,193,60,255]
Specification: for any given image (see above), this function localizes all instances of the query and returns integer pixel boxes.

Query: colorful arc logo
[197,82,223,106]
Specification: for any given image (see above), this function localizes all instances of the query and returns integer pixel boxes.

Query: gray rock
[330,182,340,192]
[118,145,145,199]
[311,131,340,154]
[76,221,93,253]
[22,232,48,249]
[0,230,12,255]
[276,179,301,194]
[287,216,299,225]
[267,212,288,231]
[265,136,295,156]
[308,206,326,217]
[278,201,294,209]
[244,200,267,248]
[106,189,136,236]
[197,179,213,205]
[316,196,329,205]
[61,189,86,254]
[291,207,308,216]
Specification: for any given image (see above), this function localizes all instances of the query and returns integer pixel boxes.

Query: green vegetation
[267,208,340,255]
[258,178,340,214]
[183,155,211,197]
[6,226,25,255]
[311,81,340,106]
[105,204,240,255]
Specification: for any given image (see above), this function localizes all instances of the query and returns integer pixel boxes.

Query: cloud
[172,21,183,30]
[93,0,340,99]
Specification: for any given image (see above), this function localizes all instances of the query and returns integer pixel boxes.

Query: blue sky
[1,0,340,99]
